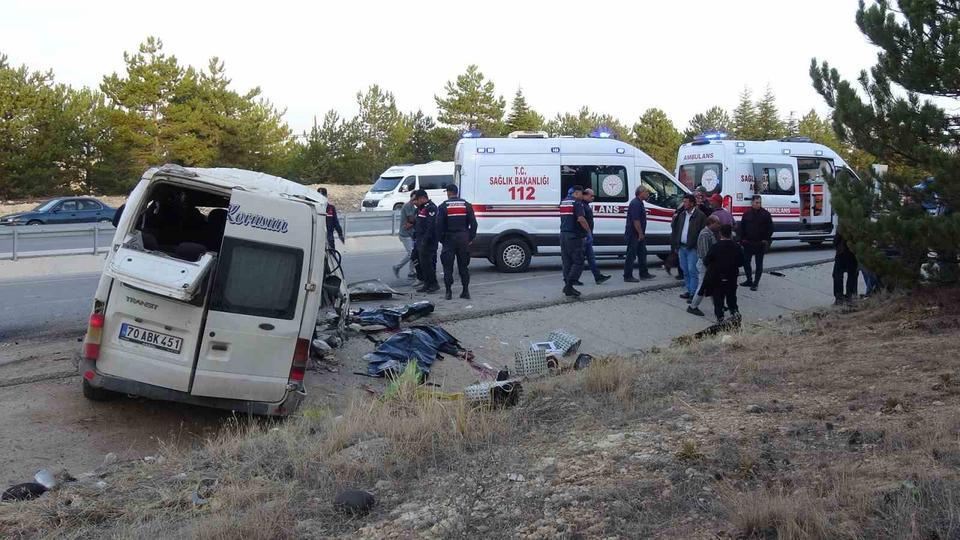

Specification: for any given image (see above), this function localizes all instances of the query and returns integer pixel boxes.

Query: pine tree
[631,108,683,171]
[755,86,787,140]
[731,88,761,140]
[544,106,630,140]
[435,65,506,135]
[505,88,544,133]
[683,106,732,141]
[785,111,799,137]
[811,0,960,285]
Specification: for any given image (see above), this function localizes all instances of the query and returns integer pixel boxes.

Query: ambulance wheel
[494,237,531,273]
[393,203,403,211]
[82,379,117,401]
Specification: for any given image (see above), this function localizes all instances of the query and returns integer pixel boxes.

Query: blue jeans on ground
[861,267,879,295]
[679,246,699,295]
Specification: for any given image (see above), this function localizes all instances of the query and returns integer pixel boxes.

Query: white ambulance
[360,161,454,211]
[675,135,860,243]
[80,164,345,416]
[456,131,688,272]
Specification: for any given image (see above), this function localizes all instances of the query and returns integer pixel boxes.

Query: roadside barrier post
[93,222,99,255]
[342,213,348,238]
[11,226,17,261]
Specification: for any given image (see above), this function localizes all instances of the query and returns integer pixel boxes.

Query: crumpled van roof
[151,164,326,205]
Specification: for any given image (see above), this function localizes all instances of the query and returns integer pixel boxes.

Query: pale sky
[3,0,880,135]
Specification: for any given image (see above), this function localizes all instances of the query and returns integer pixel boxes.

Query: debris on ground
[1,482,47,502]
[334,489,376,515]
[463,379,523,408]
[365,325,464,378]
[515,330,585,378]
[350,301,435,331]
[348,279,405,301]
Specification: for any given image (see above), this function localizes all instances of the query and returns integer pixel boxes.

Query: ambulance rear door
[190,190,315,403]
[750,157,800,238]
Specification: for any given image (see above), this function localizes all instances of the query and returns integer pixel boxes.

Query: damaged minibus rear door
[189,190,316,403]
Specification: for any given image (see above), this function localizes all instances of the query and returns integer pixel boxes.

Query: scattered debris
[547,329,581,356]
[33,469,56,490]
[191,478,217,507]
[573,353,593,370]
[463,379,523,408]
[334,489,376,515]
[350,301,434,330]
[102,452,118,467]
[507,473,525,482]
[1,482,47,501]
[365,325,464,378]
[348,279,404,301]
[745,404,765,414]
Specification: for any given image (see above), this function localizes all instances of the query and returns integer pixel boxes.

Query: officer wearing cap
[413,189,440,293]
[560,184,591,297]
[436,184,478,300]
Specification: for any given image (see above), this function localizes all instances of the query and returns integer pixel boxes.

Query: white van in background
[675,135,859,244]
[455,131,688,272]
[80,164,346,416]
[360,161,454,211]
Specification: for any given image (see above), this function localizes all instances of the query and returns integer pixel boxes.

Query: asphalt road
[0,242,833,340]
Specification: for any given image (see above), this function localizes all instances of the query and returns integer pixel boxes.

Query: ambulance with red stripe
[675,135,859,244]
[455,131,688,272]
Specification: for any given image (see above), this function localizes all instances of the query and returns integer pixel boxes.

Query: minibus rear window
[371,176,403,192]
[211,238,303,320]
[419,174,453,191]
[678,163,722,195]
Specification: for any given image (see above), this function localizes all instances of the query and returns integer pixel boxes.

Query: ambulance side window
[754,164,796,196]
[678,163,722,195]
[641,171,683,209]
[560,165,628,203]
[211,238,304,320]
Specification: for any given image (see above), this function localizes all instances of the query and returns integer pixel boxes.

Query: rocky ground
[0,184,371,216]
[2,290,958,539]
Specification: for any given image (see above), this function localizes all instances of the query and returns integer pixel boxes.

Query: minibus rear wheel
[494,237,532,273]
[82,379,118,401]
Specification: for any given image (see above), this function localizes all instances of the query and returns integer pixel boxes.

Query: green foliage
[631,108,683,171]
[683,106,732,141]
[434,64,506,135]
[504,88,544,133]
[544,106,630,139]
[755,86,787,140]
[811,0,960,285]
[732,88,762,140]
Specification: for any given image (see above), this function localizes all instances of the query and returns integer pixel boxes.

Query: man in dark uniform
[318,187,344,249]
[413,190,440,293]
[560,185,591,297]
[738,195,773,291]
[624,185,654,282]
[436,184,478,300]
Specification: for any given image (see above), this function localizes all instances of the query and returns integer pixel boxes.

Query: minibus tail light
[289,338,309,382]
[84,313,105,361]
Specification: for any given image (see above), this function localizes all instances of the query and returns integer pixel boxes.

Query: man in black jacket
[413,190,440,293]
[738,195,774,291]
[833,230,858,304]
[703,224,745,323]
[436,184,478,300]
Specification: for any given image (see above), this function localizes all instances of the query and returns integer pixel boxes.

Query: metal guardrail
[0,212,401,261]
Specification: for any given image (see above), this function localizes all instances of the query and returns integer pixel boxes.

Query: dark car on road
[0,197,118,226]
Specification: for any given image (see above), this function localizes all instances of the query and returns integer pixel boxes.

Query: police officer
[318,187,344,249]
[436,184,478,300]
[560,184,591,297]
[412,189,440,293]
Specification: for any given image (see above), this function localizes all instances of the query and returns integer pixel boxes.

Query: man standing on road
[393,191,419,280]
[624,186,654,282]
[703,224,745,323]
[687,215,721,316]
[671,194,707,302]
[738,195,773,291]
[708,193,734,227]
[581,188,612,285]
[413,190,440,294]
[560,185,590,297]
[436,184,478,300]
[318,187,344,250]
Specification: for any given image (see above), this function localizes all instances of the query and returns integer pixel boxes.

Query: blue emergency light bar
[461,129,483,139]
[588,127,615,139]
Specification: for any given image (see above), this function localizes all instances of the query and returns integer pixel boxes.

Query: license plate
[119,323,183,354]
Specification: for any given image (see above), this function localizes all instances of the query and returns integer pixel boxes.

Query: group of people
[391,185,478,300]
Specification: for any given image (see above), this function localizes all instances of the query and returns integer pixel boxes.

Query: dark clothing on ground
[833,232,858,299]
[325,203,343,249]
[561,232,586,286]
[671,208,708,249]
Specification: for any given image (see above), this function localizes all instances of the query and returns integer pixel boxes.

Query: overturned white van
[80,164,346,416]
